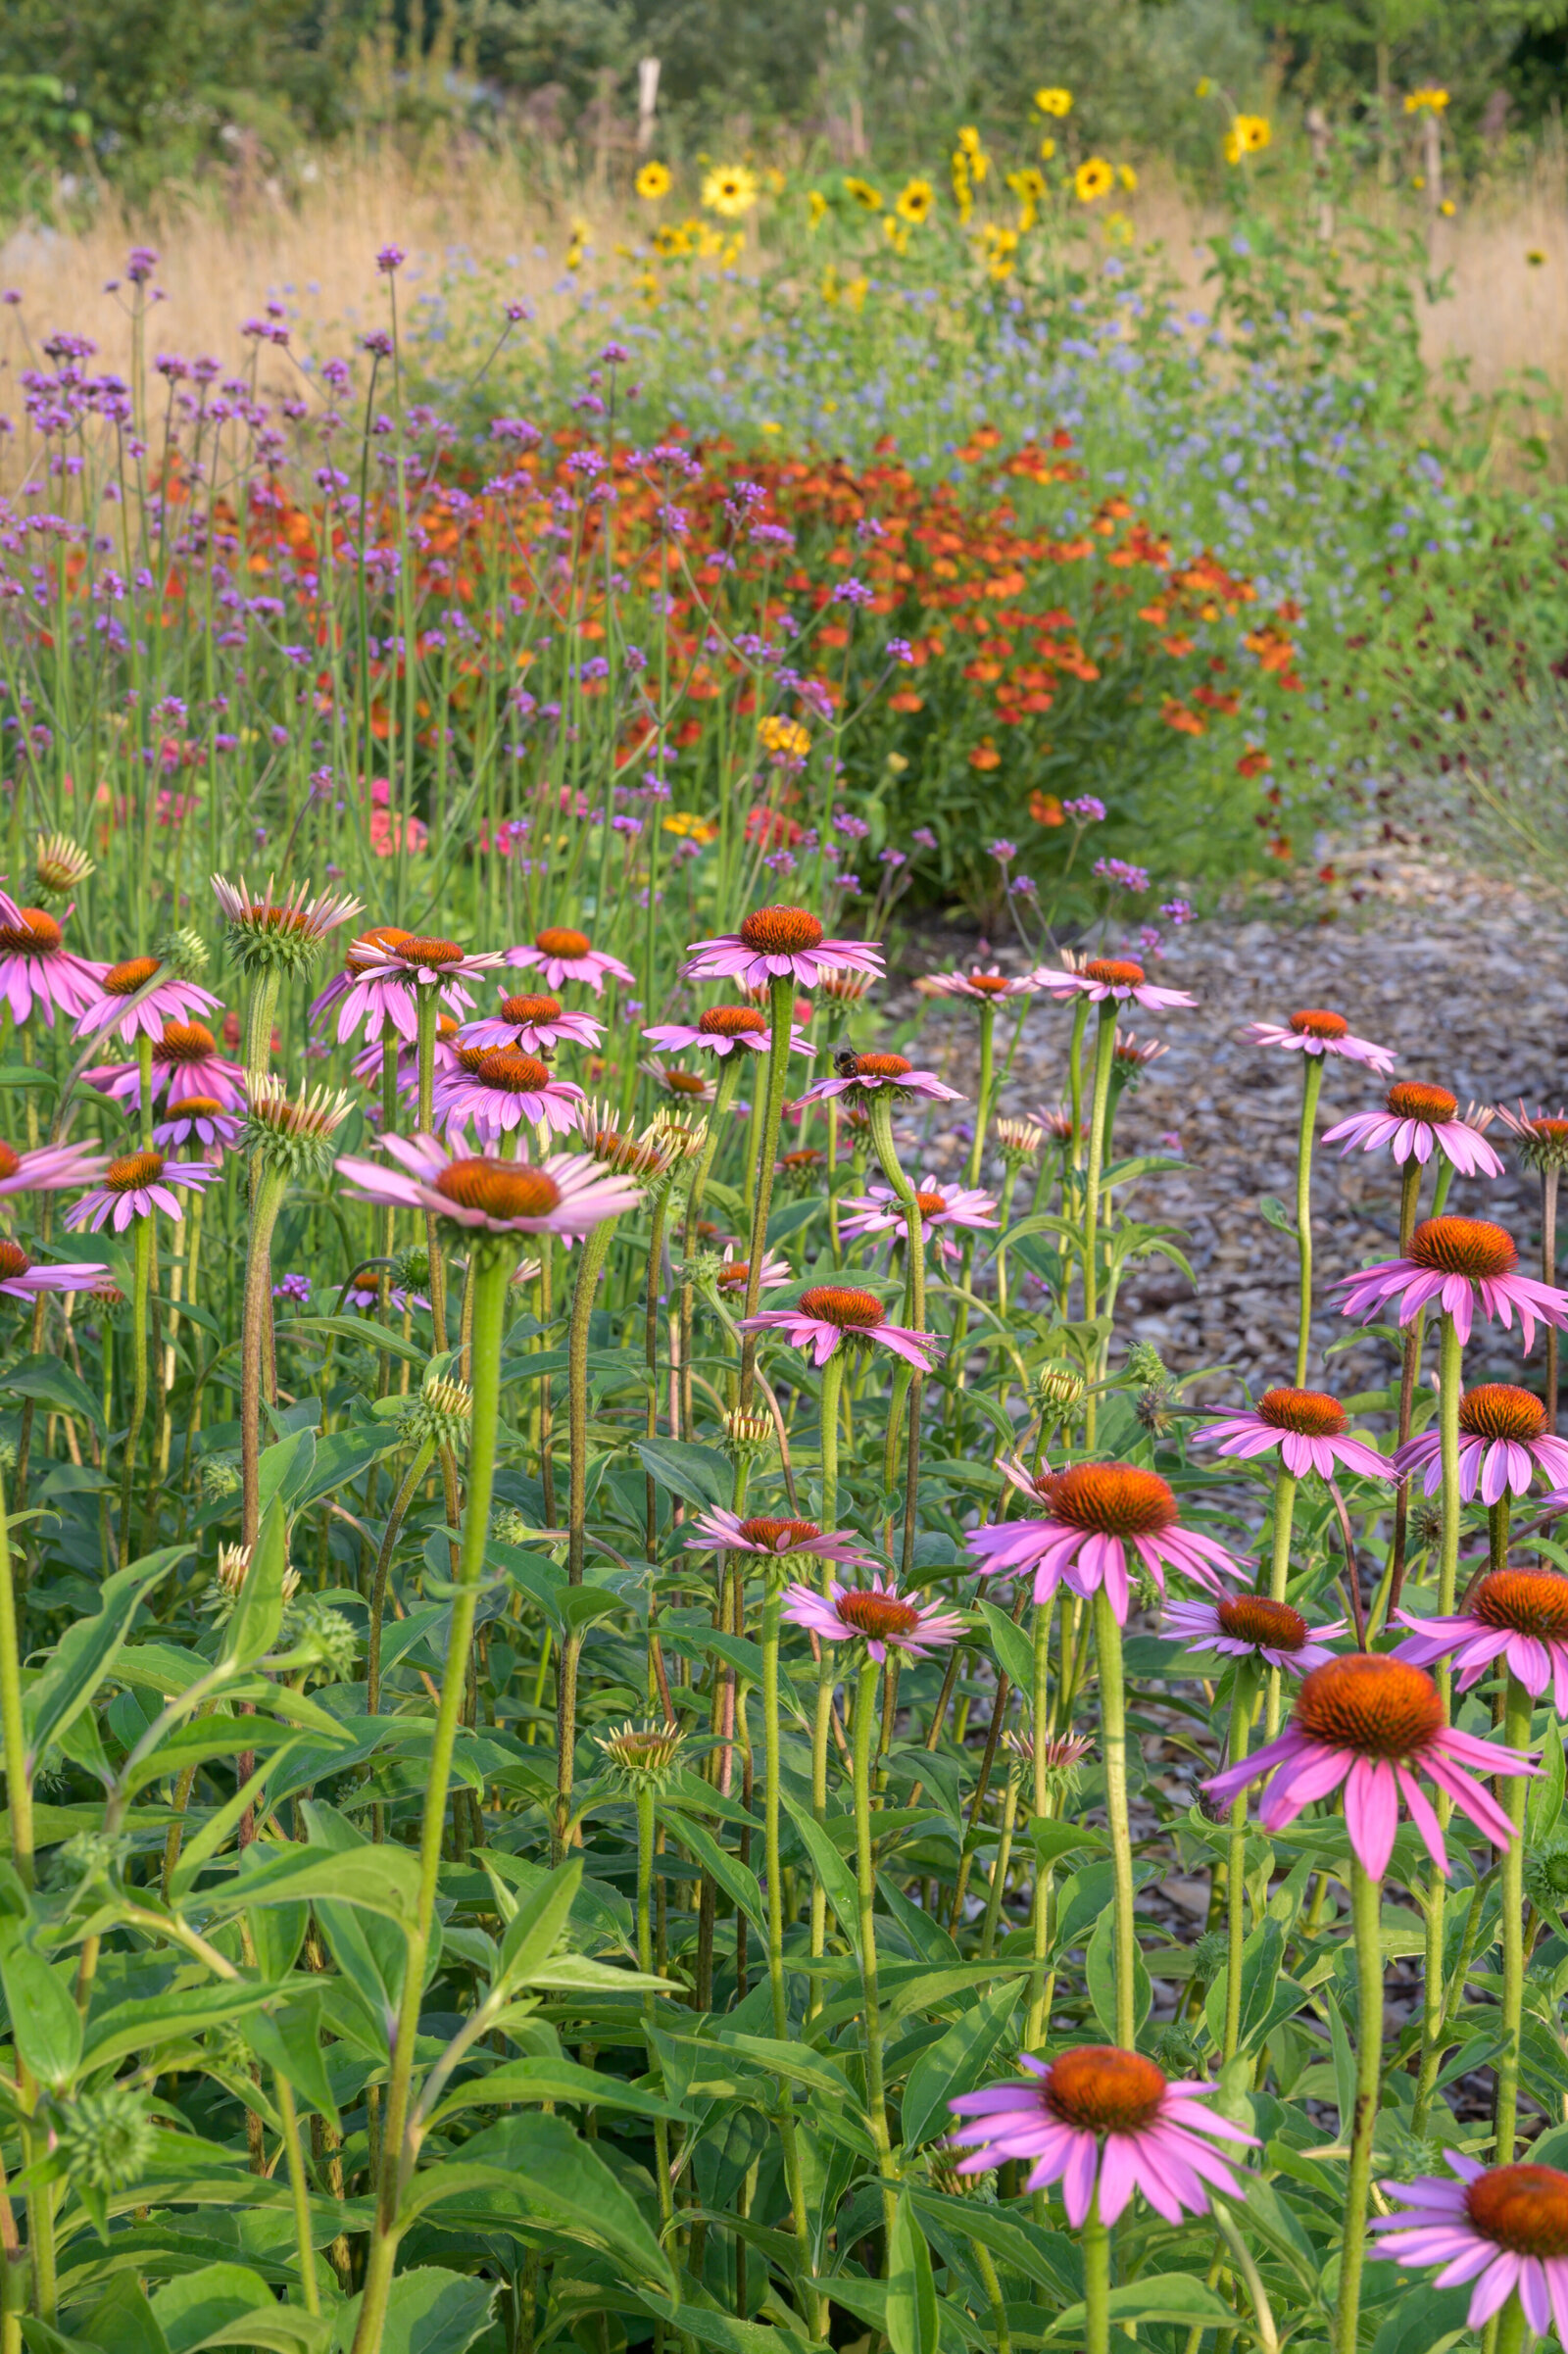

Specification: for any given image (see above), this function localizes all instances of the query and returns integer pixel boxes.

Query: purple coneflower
[74,953,221,1044]
[781,1572,965,1662]
[153,1097,244,1156]
[63,1148,220,1233]
[212,874,363,978]
[1336,1215,1568,1350]
[1161,1593,1346,1675]
[839,1173,998,1260]
[794,1051,962,1107]
[460,991,604,1054]
[710,1243,792,1297]
[1202,1651,1534,1880]
[1243,1005,1396,1073]
[0,1239,109,1303]
[682,904,883,992]
[1396,1383,1568,1501]
[1031,955,1196,1012]
[0,901,103,1025]
[333,931,503,1043]
[1395,1568,1568,1709]
[89,1019,246,1111]
[432,1047,586,1142]
[1322,1080,1503,1178]
[642,1004,811,1057]
[505,924,635,995]
[0,1140,109,1198]
[345,1277,428,1317]
[684,1508,878,1569]
[1370,2152,1568,2336]
[336,1133,639,1236]
[916,964,1038,1001]
[947,2045,1253,2224]
[965,1459,1242,1620]
[636,1060,717,1104]
[1191,1386,1392,1481]
[739,1281,938,1371]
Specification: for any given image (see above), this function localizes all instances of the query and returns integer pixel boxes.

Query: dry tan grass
[1,142,1565,439]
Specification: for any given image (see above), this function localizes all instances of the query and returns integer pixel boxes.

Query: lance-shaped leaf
[219,1496,288,1671]
[24,1551,184,1775]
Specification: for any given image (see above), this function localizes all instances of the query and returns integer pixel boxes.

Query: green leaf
[403,2115,674,2288]
[330,2269,494,2354]
[1047,2274,1238,2336]
[0,1066,58,1095]
[976,1598,1034,1695]
[1257,1196,1299,1238]
[425,2057,690,2130]
[24,1550,178,1774]
[219,1496,288,1670]
[202,1839,421,1929]
[83,1981,285,2074]
[496,1854,582,1994]
[275,1312,426,1365]
[295,1426,397,1505]
[1528,1709,1564,1844]
[245,1996,339,2130]
[1085,1904,1152,2042]
[1025,1816,1104,1867]
[0,1352,104,1434]
[81,2273,171,2354]
[780,1791,859,1956]
[887,2189,941,2354]
[635,1435,731,1510]
[1369,2281,1473,2354]
[660,1803,765,1936]
[901,1976,1020,2149]
[196,2315,329,2353]
[1204,1917,1284,2056]
[0,1927,82,2088]
[257,1428,316,1517]
[149,2263,277,2354]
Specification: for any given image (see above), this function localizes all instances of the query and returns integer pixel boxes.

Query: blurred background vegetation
[4,0,1568,215]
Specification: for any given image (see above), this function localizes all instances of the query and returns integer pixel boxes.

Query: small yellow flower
[1075,156,1114,204]
[564,215,590,271]
[981,223,1020,279]
[653,221,693,258]
[760,419,781,435]
[1224,114,1271,165]
[1440,197,1456,217]
[956,124,990,182]
[1006,166,1047,232]
[957,123,984,154]
[807,188,827,229]
[662,810,718,843]
[844,174,882,210]
[1039,135,1057,161]
[883,216,910,253]
[1527,247,1547,268]
[702,165,759,218]
[1411,172,1426,189]
[896,177,935,224]
[762,167,786,194]
[951,150,973,223]
[759,715,811,760]
[1119,163,1138,192]
[1103,209,1136,247]
[1195,76,1212,97]
[1035,87,1072,118]
[634,161,672,201]
[1404,86,1449,113]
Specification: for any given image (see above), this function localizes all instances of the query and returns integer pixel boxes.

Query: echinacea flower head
[795,1051,962,1107]
[153,1097,243,1156]
[917,964,1038,1001]
[87,1020,246,1113]
[1032,955,1196,1011]
[685,1508,878,1574]
[504,926,635,996]
[1336,1215,1568,1350]
[1371,2152,1568,2340]
[1192,1387,1393,1481]
[1243,1006,1396,1072]
[1494,1102,1568,1173]
[966,1458,1242,1619]
[637,1059,717,1104]
[683,905,884,992]
[782,1572,966,1662]
[1203,1650,1535,1880]
[0,1239,110,1302]
[212,873,363,978]
[460,992,604,1054]
[244,1077,354,1181]
[74,955,220,1044]
[433,1047,586,1142]
[1162,1593,1346,1675]
[0,900,103,1025]
[839,1174,998,1260]
[948,2045,1254,2225]
[32,832,95,902]
[1396,1569,1568,1709]
[740,1282,939,1372]
[0,1140,109,1199]
[707,1243,792,1299]
[595,1719,686,1790]
[337,1134,639,1237]
[324,926,498,1045]
[63,1148,220,1232]
[995,1116,1045,1161]
[398,1370,472,1452]
[1395,1382,1568,1501]
[576,1102,682,1190]
[1322,1080,1504,1178]
[642,1004,811,1058]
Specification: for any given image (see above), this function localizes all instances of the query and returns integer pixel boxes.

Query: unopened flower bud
[722,1408,774,1460]
[152,926,210,979]
[595,1718,685,1788]
[1035,1363,1087,1421]
[56,2086,155,2192]
[33,832,95,901]
[277,1594,358,1678]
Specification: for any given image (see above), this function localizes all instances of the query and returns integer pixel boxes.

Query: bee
[834,1049,862,1079]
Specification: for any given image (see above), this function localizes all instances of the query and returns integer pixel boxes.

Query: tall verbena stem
[1337,1857,1385,2354]
[350,1236,515,2354]
[1293,1054,1325,1386]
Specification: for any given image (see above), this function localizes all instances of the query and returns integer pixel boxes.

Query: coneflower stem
[415,987,447,1347]
[679,1055,743,1433]
[1293,1055,1325,1386]
[1081,1001,1118,1437]
[239,1165,288,1552]
[120,1213,155,1569]
[760,1581,816,2297]
[738,974,794,1412]
[0,1468,33,1893]
[852,1656,898,2250]
[807,1352,844,1990]
[1494,1672,1533,2162]
[1337,1857,1384,2354]
[1092,1585,1137,2049]
[1025,1596,1053,2047]
[1223,1665,1257,2064]
[1066,999,1090,1172]
[1387,1160,1425,1608]
[1082,2194,1110,2354]
[1544,1166,1560,1431]
[137,1032,154,1150]
[1413,1311,1464,2135]
[1494,2295,1528,2354]
[557,1213,621,1856]
[634,1781,676,2242]
[349,1240,514,2354]
[966,998,995,1188]
[1264,1470,1298,1740]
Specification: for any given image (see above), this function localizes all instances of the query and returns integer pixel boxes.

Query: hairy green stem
[1223,1667,1256,2064]
[239,1164,287,1551]
[1081,1000,1118,1443]
[1082,2196,1110,2354]
[1337,1858,1385,2354]
[1093,1585,1137,2048]
[1293,1055,1325,1386]
[852,1657,898,2250]
[1494,1673,1533,2162]
[1264,1469,1298,1740]
[120,1212,155,1567]
[738,973,795,1411]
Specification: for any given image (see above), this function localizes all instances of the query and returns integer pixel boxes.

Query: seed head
[1189,1930,1228,1987]
[200,1452,242,1500]
[32,832,95,900]
[276,1594,359,1679]
[212,872,363,977]
[391,1245,431,1290]
[1036,1362,1088,1422]
[995,1115,1045,1161]
[400,1370,473,1451]
[579,1099,678,1185]
[1525,1831,1568,1913]
[56,2086,156,2193]
[490,1503,533,1545]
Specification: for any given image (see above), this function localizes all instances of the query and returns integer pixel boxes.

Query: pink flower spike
[948,2045,1254,2224]
[504,925,635,995]
[1371,2151,1568,2339]
[336,1133,639,1236]
[1191,1387,1393,1482]
[1336,1217,1568,1355]
[0,899,104,1027]
[1202,1652,1536,1881]
[965,1458,1244,1621]
[685,1509,879,1571]
[1162,1594,1347,1675]
[62,1148,221,1234]
[0,1140,109,1198]
[782,1572,966,1663]
[1244,1006,1396,1072]
[1395,1567,1568,1710]
[0,1239,110,1301]
[1030,954,1196,1012]
[682,904,884,993]
[739,1282,938,1372]
[1322,1080,1503,1179]
[73,954,221,1045]
[1394,1382,1568,1502]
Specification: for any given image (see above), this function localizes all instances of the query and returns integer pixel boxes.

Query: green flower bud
[56,2086,155,2193]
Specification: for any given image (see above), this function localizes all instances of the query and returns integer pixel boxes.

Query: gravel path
[905,843,1568,1404]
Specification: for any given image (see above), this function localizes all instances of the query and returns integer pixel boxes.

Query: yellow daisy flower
[634,161,672,201]
[896,177,935,223]
[844,175,883,210]
[1074,156,1114,203]
[1035,86,1073,117]
[702,165,759,218]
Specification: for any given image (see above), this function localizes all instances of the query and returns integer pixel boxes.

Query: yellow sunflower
[1035,86,1073,117]
[1223,114,1271,164]
[1404,87,1449,113]
[635,161,672,201]
[844,175,883,210]
[1074,156,1114,204]
[702,165,759,218]
[1119,163,1138,191]
[807,189,828,229]
[896,177,935,224]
